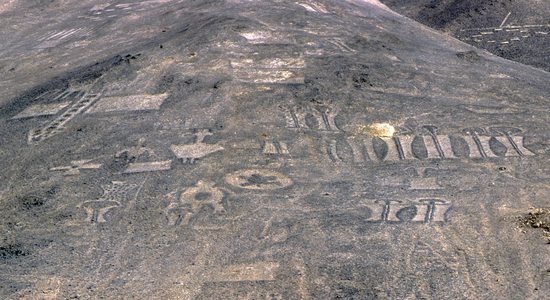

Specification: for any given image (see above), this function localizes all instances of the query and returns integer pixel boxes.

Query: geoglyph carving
[338,126,535,163]
[50,159,102,176]
[86,93,169,114]
[123,160,172,174]
[171,129,224,164]
[262,140,290,155]
[363,199,451,223]
[165,181,225,226]
[28,90,103,144]
[12,102,71,119]
[80,181,138,223]
[225,169,293,190]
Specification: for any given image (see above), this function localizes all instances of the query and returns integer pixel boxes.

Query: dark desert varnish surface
[0,0,549,298]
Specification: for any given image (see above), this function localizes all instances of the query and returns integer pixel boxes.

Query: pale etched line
[78,15,103,21]
[37,31,56,41]
[298,2,328,13]
[262,140,279,155]
[58,28,81,40]
[54,89,72,100]
[277,141,290,154]
[123,160,172,174]
[330,39,355,52]
[298,3,318,12]
[48,28,79,42]
[523,24,550,28]
[46,29,72,40]
[262,140,289,155]
[327,140,341,162]
[459,24,550,31]
[480,31,493,35]
[50,159,102,176]
[499,12,512,28]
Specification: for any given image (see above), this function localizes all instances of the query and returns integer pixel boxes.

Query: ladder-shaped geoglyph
[20,87,169,144]
[28,90,103,144]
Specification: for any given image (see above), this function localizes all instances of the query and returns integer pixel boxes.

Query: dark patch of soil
[519,208,550,242]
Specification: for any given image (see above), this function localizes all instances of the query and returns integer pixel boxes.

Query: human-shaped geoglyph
[80,181,138,223]
[165,181,226,226]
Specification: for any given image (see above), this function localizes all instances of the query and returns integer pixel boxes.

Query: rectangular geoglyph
[86,93,169,113]
[12,102,71,119]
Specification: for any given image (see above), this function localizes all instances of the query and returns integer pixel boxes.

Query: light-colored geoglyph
[86,93,169,113]
[231,57,306,84]
[12,101,71,119]
[171,130,224,164]
[28,91,102,144]
[35,28,93,49]
[123,160,172,174]
[362,199,451,223]
[50,159,102,176]
[230,46,306,84]
[297,1,329,13]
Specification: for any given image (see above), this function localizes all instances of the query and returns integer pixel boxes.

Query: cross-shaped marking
[50,159,102,176]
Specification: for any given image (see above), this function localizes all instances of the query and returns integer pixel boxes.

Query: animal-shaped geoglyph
[170,130,224,164]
